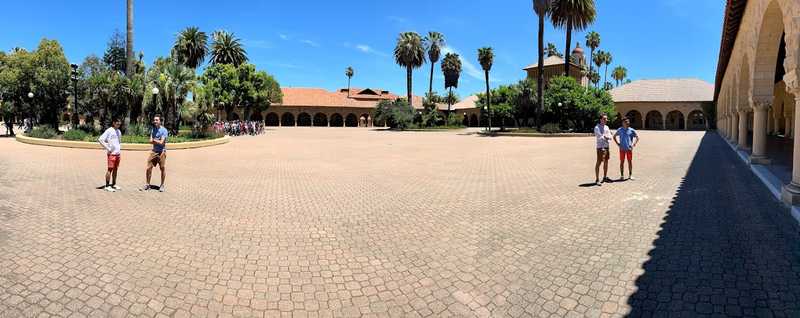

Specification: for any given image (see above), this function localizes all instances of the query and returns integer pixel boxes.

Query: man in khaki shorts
[141,115,168,192]
[594,114,612,185]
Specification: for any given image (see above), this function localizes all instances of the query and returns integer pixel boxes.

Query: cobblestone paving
[0,129,798,317]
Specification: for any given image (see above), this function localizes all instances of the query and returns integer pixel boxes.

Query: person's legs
[619,150,626,179]
[105,168,113,187]
[145,156,154,190]
[158,152,167,191]
[602,148,610,180]
[595,149,602,183]
[627,151,634,179]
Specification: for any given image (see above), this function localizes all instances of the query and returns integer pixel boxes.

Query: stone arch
[666,111,685,130]
[313,113,328,127]
[645,111,663,130]
[265,112,279,126]
[625,110,643,129]
[752,0,788,102]
[229,113,240,121]
[345,113,358,127]
[330,113,344,127]
[687,110,706,130]
[297,112,312,126]
[281,113,295,126]
[250,113,263,122]
[469,114,479,127]
[359,113,370,127]
[737,55,752,111]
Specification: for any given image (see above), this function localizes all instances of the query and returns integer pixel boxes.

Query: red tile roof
[279,87,425,109]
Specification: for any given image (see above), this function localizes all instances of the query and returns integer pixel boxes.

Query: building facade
[714,0,800,204]
[611,79,713,130]
[523,44,590,87]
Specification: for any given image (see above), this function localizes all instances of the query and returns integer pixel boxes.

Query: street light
[70,63,79,129]
[27,92,33,99]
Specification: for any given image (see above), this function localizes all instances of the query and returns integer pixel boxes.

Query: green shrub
[77,124,97,135]
[126,123,150,137]
[63,129,88,141]
[446,114,464,127]
[540,123,562,134]
[374,99,415,130]
[27,127,57,139]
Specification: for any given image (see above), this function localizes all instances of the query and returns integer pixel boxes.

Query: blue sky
[0,0,724,98]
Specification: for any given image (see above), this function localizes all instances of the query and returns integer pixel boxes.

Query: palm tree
[441,53,462,117]
[588,69,600,87]
[162,62,195,133]
[550,0,596,77]
[612,66,627,86]
[172,27,208,69]
[393,32,426,108]
[424,32,445,99]
[210,30,248,66]
[602,51,613,87]
[126,0,134,76]
[478,47,494,131]
[592,50,605,88]
[534,0,551,129]
[546,42,562,58]
[584,31,600,74]
[345,66,354,97]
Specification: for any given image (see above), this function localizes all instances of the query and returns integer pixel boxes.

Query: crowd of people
[213,120,265,136]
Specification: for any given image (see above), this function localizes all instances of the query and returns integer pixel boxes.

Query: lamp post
[151,87,159,123]
[26,92,33,131]
[70,63,79,129]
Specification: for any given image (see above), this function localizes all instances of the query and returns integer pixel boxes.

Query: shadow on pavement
[626,132,800,317]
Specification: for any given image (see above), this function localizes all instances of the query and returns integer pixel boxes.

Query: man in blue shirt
[614,118,640,180]
[141,115,169,192]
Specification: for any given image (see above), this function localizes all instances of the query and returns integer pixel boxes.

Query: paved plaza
[1,129,799,317]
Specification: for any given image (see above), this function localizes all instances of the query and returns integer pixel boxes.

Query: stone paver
[0,129,798,317]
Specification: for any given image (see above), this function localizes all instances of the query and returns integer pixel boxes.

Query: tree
[550,0,596,77]
[172,27,208,69]
[394,32,426,108]
[441,53,461,117]
[31,39,71,129]
[127,0,134,76]
[475,85,518,131]
[374,98,414,130]
[602,51,613,87]
[542,75,614,132]
[345,66,354,97]
[588,69,600,87]
[200,63,282,123]
[584,31,600,74]
[424,32,445,99]
[478,47,494,130]
[534,0,551,129]
[612,66,627,86]
[546,42,562,58]
[210,30,248,66]
[104,30,127,74]
[592,50,606,88]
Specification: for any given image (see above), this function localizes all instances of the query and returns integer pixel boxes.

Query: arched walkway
[281,113,295,127]
[469,114,479,127]
[313,113,328,127]
[250,113,263,122]
[645,111,663,130]
[462,115,469,126]
[345,114,358,127]
[359,113,370,127]
[330,113,344,127]
[265,113,279,126]
[625,110,643,129]
[666,111,685,130]
[297,113,312,126]
[229,113,241,121]
[687,110,706,130]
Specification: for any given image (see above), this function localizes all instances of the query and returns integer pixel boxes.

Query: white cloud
[244,39,273,49]
[278,33,289,40]
[300,40,320,47]
[387,16,408,24]
[440,46,501,83]
[353,44,389,57]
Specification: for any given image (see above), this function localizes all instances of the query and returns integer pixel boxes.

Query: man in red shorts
[614,117,640,180]
[98,118,123,192]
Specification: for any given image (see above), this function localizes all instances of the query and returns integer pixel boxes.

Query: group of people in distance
[97,115,168,193]
[213,120,264,136]
[594,114,640,185]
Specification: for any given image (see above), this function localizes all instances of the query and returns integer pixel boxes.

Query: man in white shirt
[98,118,123,192]
[594,114,612,185]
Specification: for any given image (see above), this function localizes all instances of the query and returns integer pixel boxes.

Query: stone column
[787,116,794,139]
[767,108,774,135]
[731,113,739,144]
[750,101,771,164]
[782,90,800,204]
[738,110,748,149]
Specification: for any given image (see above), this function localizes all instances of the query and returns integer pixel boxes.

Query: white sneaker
[158,186,165,193]
[104,186,116,192]
[111,185,122,190]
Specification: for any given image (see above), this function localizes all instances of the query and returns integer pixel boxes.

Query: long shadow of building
[627,132,800,317]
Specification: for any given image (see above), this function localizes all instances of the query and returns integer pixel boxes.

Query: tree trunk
[347,77,351,97]
[447,87,452,117]
[429,62,434,99]
[564,20,572,77]
[589,48,594,74]
[604,64,609,88]
[537,13,545,129]
[485,70,491,131]
[126,0,134,77]
[406,67,413,108]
